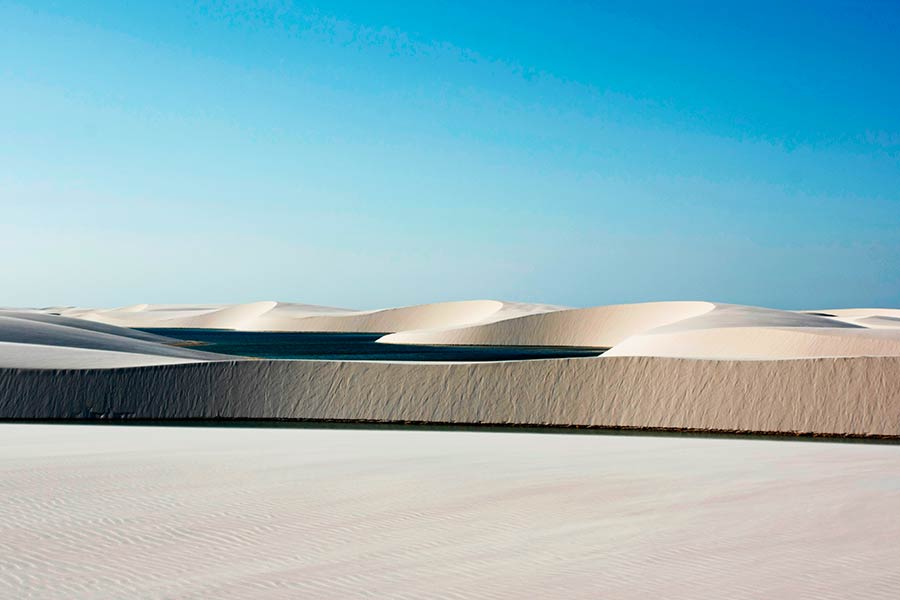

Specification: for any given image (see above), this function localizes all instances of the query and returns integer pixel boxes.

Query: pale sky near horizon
[2,1,899,310]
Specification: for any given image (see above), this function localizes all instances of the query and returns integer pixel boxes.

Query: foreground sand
[1,424,898,599]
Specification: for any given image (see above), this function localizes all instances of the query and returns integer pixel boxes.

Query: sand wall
[2,356,899,436]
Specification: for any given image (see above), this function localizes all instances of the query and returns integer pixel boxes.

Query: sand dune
[380,301,716,347]
[3,424,899,600]
[380,302,900,360]
[0,342,206,369]
[4,298,900,436]
[0,311,222,369]
[244,300,509,332]
[811,308,900,329]
[649,303,861,332]
[2,310,171,342]
[602,304,900,360]
[57,300,562,333]
[605,326,900,359]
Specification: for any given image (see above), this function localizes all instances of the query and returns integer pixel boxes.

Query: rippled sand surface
[1,425,899,599]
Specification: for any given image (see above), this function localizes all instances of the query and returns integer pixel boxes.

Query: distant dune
[54,300,562,333]
[3,299,900,436]
[379,301,717,347]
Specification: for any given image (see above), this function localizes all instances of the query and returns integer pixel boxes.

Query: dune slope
[3,354,900,436]
[0,312,223,369]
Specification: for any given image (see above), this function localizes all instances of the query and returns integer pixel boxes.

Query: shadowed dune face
[4,355,900,436]
[0,311,223,369]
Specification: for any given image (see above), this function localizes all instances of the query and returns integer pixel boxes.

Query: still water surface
[143,329,605,362]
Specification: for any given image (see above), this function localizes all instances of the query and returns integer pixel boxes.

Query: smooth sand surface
[1,424,898,599]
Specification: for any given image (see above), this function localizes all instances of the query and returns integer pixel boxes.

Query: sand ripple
[1,425,899,599]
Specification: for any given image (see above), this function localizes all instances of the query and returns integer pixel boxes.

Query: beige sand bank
[3,355,900,436]
[1,424,898,599]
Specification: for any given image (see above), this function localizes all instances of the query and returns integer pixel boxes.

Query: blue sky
[2,1,899,309]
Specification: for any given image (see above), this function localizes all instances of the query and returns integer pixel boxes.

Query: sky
[2,0,899,310]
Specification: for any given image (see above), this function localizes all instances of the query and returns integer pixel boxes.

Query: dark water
[142,329,606,362]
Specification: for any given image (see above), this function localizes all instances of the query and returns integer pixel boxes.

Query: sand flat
[1,424,899,599]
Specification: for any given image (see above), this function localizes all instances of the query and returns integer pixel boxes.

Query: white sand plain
[3,300,900,435]
[1,424,899,599]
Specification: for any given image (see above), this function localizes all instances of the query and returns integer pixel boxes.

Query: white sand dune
[380,301,717,347]
[0,342,205,369]
[810,308,900,329]
[379,301,900,360]
[601,303,900,360]
[2,310,171,342]
[2,425,899,600]
[3,298,899,436]
[58,299,562,333]
[605,326,900,359]
[0,311,222,369]
[244,300,511,332]
[648,303,862,332]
